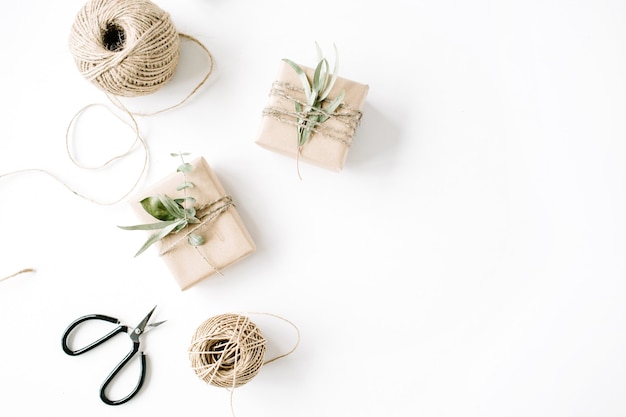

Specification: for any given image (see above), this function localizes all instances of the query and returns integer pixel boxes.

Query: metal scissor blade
[133,306,158,335]
[144,320,167,332]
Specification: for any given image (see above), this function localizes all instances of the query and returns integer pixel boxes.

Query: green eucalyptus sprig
[283,43,345,150]
[118,152,205,257]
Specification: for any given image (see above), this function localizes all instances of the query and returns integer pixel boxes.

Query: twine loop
[47,0,213,205]
[70,0,180,97]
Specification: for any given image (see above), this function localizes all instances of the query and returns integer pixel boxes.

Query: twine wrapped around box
[263,81,363,147]
[129,157,255,290]
[256,61,369,172]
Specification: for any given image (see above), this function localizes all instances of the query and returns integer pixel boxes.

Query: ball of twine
[69,0,180,97]
[189,314,267,389]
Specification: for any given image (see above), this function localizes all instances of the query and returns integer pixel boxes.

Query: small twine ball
[69,0,180,97]
[189,314,267,388]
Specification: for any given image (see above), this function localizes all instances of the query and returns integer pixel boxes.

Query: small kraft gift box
[256,56,369,173]
[127,157,256,290]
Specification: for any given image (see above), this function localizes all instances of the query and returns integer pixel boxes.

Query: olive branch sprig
[118,152,205,257]
[283,43,345,151]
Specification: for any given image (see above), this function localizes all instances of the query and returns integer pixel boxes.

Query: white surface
[1,0,626,415]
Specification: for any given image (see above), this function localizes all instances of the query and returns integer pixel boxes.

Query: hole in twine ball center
[209,339,241,370]
[102,23,126,51]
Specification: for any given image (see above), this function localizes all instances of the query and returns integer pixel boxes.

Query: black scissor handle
[100,342,147,406]
[61,314,127,356]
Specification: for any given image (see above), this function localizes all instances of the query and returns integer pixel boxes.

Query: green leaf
[320,63,331,97]
[173,196,196,205]
[158,194,185,218]
[299,126,314,147]
[174,221,189,232]
[283,59,312,100]
[319,90,344,123]
[176,181,194,191]
[140,196,176,221]
[285,44,343,151]
[184,206,196,218]
[307,84,319,109]
[118,220,180,231]
[320,44,340,100]
[134,219,185,257]
[315,42,323,63]
[312,58,325,95]
[177,163,193,173]
[188,233,205,247]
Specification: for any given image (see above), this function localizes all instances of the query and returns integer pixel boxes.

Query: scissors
[61,305,165,405]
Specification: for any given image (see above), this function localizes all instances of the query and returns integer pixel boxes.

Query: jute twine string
[101,32,214,118]
[0,0,214,207]
[69,0,214,111]
[67,98,148,205]
[159,196,234,275]
[188,313,300,416]
[0,94,148,206]
[263,81,363,147]
[0,268,36,284]
[70,0,180,97]
[63,0,214,201]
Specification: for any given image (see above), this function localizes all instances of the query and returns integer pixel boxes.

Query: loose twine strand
[0,268,36,284]
[0,0,213,276]
[0,0,214,206]
[188,313,300,417]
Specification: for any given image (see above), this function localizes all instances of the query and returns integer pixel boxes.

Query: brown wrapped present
[128,157,255,290]
[256,60,369,172]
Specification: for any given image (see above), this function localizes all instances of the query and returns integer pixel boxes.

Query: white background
[1,0,625,415]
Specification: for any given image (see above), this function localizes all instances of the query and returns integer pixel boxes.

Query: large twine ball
[69,0,180,97]
[189,314,267,388]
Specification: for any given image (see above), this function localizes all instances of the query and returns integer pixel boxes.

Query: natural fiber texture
[159,196,235,257]
[1,1,214,211]
[159,195,235,276]
[70,0,180,97]
[263,81,363,147]
[0,268,35,284]
[189,314,267,388]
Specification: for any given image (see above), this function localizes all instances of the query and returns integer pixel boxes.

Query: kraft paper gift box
[256,60,369,172]
[129,157,256,290]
